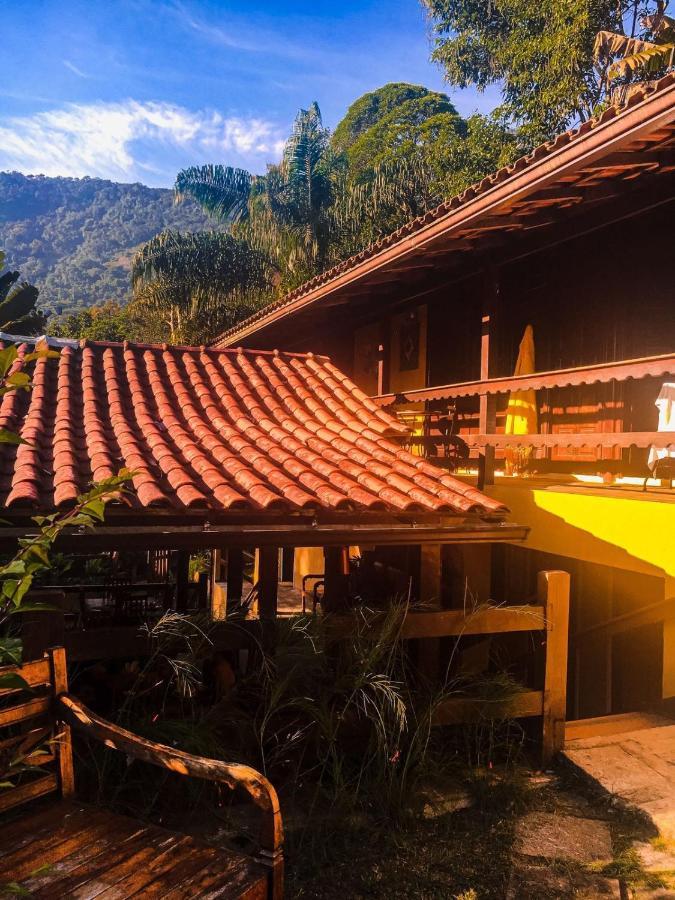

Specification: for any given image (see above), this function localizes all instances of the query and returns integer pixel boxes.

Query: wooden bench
[0,648,283,898]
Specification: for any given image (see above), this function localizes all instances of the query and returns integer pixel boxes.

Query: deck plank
[0,800,270,900]
[0,806,129,881]
[162,852,268,900]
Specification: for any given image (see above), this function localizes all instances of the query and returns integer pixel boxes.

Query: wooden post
[377,343,386,396]
[417,545,442,682]
[376,320,389,396]
[258,547,279,620]
[539,570,571,764]
[175,550,190,612]
[227,549,244,606]
[323,546,349,613]
[478,313,497,489]
[49,647,75,797]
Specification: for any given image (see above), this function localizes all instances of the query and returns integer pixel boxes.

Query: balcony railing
[373,351,675,485]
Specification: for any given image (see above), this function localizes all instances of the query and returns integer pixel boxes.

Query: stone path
[564,719,675,839]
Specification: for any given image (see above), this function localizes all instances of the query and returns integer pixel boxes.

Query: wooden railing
[373,351,675,485]
[330,570,570,764]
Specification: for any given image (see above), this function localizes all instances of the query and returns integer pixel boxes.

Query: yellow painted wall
[488,483,674,582]
[293,547,325,592]
[488,481,675,697]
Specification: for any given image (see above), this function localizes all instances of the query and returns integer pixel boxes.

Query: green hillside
[0,172,221,314]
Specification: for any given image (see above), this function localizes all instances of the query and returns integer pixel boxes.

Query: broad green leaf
[5,372,31,389]
[0,637,22,665]
[0,672,30,691]
[7,601,59,614]
[0,345,18,377]
[0,429,26,446]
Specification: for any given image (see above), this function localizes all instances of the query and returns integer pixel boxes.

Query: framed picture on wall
[399,310,420,372]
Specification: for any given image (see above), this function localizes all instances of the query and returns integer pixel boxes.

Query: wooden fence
[330,570,570,764]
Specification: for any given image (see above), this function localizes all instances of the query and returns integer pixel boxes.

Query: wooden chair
[0,648,284,898]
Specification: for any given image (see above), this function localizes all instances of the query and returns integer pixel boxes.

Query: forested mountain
[0,172,220,314]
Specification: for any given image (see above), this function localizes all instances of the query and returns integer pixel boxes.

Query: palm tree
[174,103,339,290]
[131,231,270,345]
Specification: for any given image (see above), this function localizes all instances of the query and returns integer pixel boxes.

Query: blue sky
[0,0,500,187]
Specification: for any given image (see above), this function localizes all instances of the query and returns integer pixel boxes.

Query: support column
[377,320,390,396]
[227,549,244,606]
[478,315,497,489]
[258,547,279,620]
[540,570,571,764]
[323,546,349,613]
[417,544,443,682]
[478,269,500,489]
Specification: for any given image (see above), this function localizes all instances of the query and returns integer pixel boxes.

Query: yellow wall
[293,547,325,592]
[488,481,675,697]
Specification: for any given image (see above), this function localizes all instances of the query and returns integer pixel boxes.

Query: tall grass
[74,602,529,830]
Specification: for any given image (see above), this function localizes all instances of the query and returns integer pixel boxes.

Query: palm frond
[131,230,272,343]
[174,165,254,224]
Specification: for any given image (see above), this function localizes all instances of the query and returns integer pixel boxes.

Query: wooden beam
[0,774,58,815]
[433,689,543,725]
[0,522,529,554]
[328,604,547,639]
[0,658,51,695]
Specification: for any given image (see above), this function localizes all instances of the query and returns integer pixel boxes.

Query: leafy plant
[0,251,47,335]
[0,470,132,676]
[0,341,132,679]
[423,1,664,145]
[595,3,675,87]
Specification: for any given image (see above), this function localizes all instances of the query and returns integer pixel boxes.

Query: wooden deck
[564,712,675,839]
[0,800,269,898]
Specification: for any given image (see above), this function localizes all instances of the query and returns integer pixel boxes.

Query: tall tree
[330,85,517,255]
[174,103,339,292]
[422,0,652,145]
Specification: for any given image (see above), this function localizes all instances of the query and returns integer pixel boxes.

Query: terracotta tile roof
[213,72,675,347]
[0,340,505,518]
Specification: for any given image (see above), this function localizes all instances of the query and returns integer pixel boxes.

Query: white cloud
[0,100,286,185]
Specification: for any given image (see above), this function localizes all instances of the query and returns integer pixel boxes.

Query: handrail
[373,351,675,406]
[466,431,675,450]
[57,692,283,857]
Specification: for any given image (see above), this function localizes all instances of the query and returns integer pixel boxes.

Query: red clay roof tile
[0,341,506,518]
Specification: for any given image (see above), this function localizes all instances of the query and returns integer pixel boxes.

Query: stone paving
[564,720,675,840]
